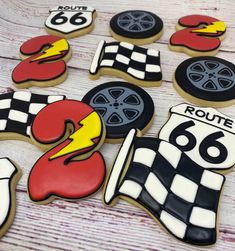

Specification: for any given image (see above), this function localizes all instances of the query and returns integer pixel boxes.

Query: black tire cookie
[174,57,235,107]
[82,81,154,143]
[110,10,163,45]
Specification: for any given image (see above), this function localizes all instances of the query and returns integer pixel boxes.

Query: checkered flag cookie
[0,91,65,138]
[104,129,225,246]
[90,40,162,83]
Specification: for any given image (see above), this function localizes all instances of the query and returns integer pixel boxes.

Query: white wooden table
[0,0,234,250]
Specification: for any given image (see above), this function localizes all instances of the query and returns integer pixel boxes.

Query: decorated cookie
[82,81,154,143]
[173,57,235,107]
[169,15,226,56]
[0,91,65,142]
[110,10,163,45]
[0,158,21,238]
[12,35,71,88]
[28,100,106,204]
[103,129,225,246]
[45,6,96,39]
[89,40,162,87]
[159,103,235,172]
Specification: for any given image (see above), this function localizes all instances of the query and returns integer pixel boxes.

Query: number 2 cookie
[90,40,162,87]
[45,6,96,39]
[159,103,235,172]
[173,57,235,107]
[103,129,225,246]
[169,15,226,56]
[82,81,154,143]
[110,10,163,45]
[28,100,106,204]
[12,35,71,88]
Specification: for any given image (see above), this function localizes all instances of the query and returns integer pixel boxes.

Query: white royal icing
[105,45,119,53]
[200,170,224,190]
[90,40,105,74]
[189,207,216,228]
[160,210,187,239]
[146,64,161,73]
[159,103,235,170]
[120,42,134,50]
[127,67,145,79]
[170,174,198,203]
[8,110,28,123]
[29,103,46,115]
[158,141,181,169]
[119,180,142,199]
[116,54,130,65]
[133,148,156,167]
[131,52,147,63]
[0,99,11,109]
[104,129,136,204]
[0,120,6,130]
[145,173,168,205]
[13,91,31,102]
[46,6,95,34]
[48,95,64,103]
[0,159,17,227]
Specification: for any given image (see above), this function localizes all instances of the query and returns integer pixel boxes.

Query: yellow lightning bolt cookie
[32,39,69,61]
[192,21,226,34]
[50,111,102,159]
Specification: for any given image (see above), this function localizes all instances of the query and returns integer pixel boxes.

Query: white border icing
[90,40,105,74]
[104,129,136,204]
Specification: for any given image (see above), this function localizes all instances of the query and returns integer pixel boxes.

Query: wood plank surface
[0,0,234,250]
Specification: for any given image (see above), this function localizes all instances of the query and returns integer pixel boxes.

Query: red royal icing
[12,35,69,85]
[28,100,105,202]
[170,15,224,52]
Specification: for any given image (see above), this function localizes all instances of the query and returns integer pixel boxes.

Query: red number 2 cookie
[12,35,71,88]
[28,100,106,204]
[169,15,226,56]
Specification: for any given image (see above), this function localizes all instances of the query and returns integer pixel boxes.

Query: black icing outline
[170,16,226,53]
[0,158,20,233]
[89,41,162,83]
[103,130,226,246]
[110,10,163,39]
[0,91,66,139]
[12,37,71,84]
[28,99,106,203]
[45,8,96,35]
[158,103,235,172]
[174,57,235,102]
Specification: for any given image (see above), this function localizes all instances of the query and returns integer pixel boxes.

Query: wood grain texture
[0,0,234,250]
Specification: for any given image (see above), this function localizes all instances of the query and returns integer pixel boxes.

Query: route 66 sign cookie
[159,103,235,172]
[45,6,96,39]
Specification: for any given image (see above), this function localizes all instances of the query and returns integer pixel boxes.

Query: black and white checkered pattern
[90,40,162,81]
[0,91,65,137]
[107,131,225,245]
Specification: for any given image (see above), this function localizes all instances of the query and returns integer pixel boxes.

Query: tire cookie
[110,10,163,45]
[82,81,154,142]
[173,57,235,107]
